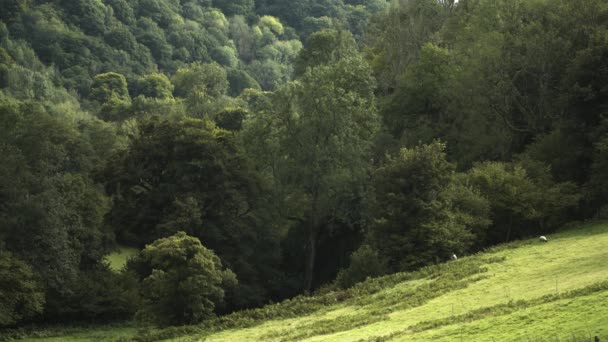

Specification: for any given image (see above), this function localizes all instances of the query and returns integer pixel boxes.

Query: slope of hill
[176,221,608,342]
[12,221,607,341]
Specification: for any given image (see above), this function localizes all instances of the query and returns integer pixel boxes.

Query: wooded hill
[1,0,607,332]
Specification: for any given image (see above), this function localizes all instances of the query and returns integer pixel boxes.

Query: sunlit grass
[200,222,608,342]
[104,246,138,271]
[14,326,136,342]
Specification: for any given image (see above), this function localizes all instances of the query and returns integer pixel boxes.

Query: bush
[335,245,389,289]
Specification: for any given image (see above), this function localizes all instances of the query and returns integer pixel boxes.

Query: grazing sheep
[451,253,458,261]
[539,235,548,243]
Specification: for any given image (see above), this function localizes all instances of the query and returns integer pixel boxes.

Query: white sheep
[539,235,548,243]
[451,253,458,260]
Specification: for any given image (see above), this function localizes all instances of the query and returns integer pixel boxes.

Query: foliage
[466,161,580,244]
[103,117,284,310]
[294,29,358,76]
[135,73,174,100]
[334,245,389,289]
[129,232,237,326]
[259,16,285,36]
[242,51,379,290]
[0,252,45,326]
[172,62,228,99]
[90,72,130,103]
[366,142,490,271]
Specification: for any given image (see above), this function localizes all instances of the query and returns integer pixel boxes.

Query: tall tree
[243,54,379,291]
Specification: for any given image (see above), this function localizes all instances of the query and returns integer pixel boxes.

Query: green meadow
[194,222,608,342]
[104,247,139,272]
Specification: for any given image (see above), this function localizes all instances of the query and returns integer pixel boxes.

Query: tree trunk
[505,215,513,242]
[305,193,320,293]
[305,225,318,293]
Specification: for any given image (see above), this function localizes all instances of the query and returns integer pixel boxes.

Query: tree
[215,107,247,131]
[466,161,579,244]
[0,252,45,326]
[90,72,130,103]
[259,16,285,36]
[243,55,379,291]
[129,232,237,326]
[587,129,608,217]
[0,0,31,23]
[367,0,448,93]
[135,73,174,100]
[226,68,261,96]
[382,43,455,143]
[0,98,115,320]
[366,142,490,271]
[134,18,173,69]
[334,245,388,289]
[211,0,254,17]
[172,62,228,98]
[294,29,358,77]
[229,16,255,62]
[62,0,109,35]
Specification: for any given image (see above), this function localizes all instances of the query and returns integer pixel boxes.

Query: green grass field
[189,222,608,342]
[9,222,608,342]
[104,246,139,271]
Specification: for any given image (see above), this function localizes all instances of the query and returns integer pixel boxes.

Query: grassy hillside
[12,222,608,341]
[181,222,608,342]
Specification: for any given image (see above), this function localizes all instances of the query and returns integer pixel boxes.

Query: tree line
[1,0,607,328]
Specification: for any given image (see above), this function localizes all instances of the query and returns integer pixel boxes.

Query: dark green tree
[466,161,579,244]
[334,245,388,289]
[0,252,45,326]
[294,29,358,76]
[367,142,490,271]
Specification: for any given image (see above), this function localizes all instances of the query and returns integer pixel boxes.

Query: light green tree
[136,73,174,100]
[90,72,130,103]
[172,62,228,98]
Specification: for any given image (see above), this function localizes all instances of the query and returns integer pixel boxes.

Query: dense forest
[1,0,607,329]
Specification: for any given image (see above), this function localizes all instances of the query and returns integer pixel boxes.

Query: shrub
[335,245,389,289]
